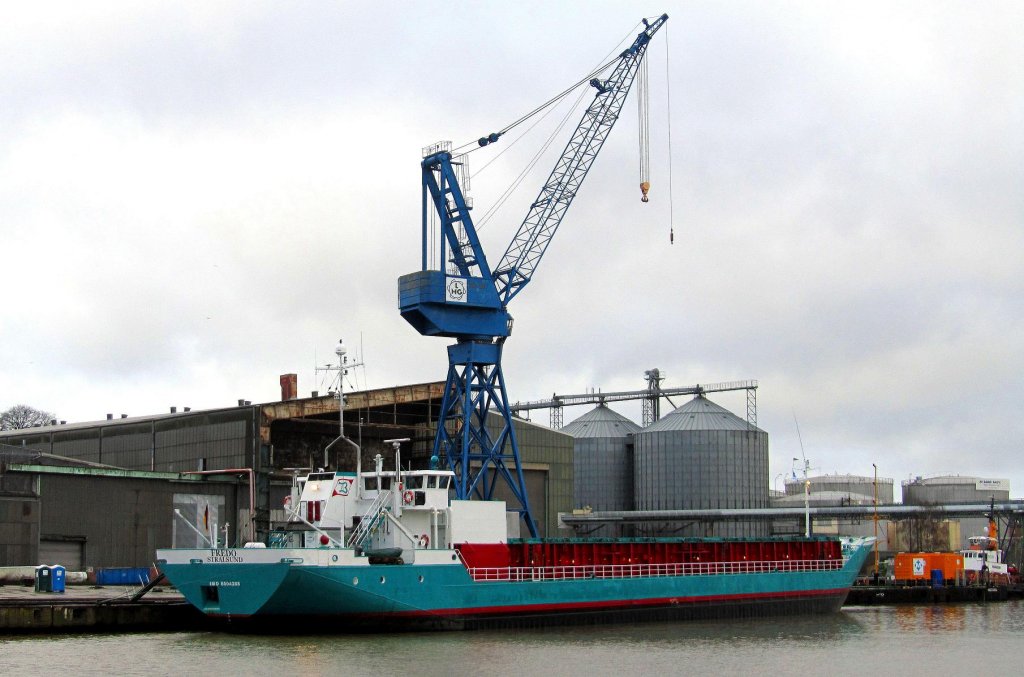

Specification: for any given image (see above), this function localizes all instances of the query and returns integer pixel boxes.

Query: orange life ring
[403,490,414,505]
[419,534,430,548]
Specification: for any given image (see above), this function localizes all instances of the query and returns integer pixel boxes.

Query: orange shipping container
[893,552,963,582]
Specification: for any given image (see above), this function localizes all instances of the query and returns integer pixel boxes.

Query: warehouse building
[0,379,573,568]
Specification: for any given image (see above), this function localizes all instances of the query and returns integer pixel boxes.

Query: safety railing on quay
[466,558,843,582]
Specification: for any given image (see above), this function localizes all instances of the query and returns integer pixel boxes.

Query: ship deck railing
[466,558,843,582]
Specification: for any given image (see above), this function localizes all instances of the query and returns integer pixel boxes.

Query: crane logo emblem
[446,277,468,303]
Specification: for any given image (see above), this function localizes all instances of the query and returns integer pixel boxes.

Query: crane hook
[640,181,650,203]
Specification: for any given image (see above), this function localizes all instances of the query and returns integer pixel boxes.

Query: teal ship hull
[157,540,872,631]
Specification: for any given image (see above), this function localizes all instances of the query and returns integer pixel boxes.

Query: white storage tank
[902,476,1010,549]
[784,473,894,504]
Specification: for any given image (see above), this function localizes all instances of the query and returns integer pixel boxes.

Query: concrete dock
[0,583,210,633]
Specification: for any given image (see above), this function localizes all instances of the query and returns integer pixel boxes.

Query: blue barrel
[50,565,66,593]
[930,568,943,588]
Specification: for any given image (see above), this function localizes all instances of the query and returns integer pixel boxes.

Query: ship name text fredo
[206,549,243,563]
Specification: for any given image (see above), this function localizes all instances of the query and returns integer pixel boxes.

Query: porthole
[352,577,359,586]
[380,576,386,584]
[418,575,424,583]
[332,555,338,562]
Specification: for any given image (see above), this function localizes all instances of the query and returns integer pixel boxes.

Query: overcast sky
[2,1,1021,499]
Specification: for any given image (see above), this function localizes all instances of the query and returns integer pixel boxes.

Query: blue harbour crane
[398,14,669,537]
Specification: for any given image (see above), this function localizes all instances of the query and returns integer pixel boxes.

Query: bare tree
[0,404,55,430]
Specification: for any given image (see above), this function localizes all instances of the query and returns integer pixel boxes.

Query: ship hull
[156,542,870,632]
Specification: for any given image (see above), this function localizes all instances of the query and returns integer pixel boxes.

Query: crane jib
[494,13,667,306]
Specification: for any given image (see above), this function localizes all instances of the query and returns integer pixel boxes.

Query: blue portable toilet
[930,569,944,589]
[50,565,66,593]
[34,565,52,592]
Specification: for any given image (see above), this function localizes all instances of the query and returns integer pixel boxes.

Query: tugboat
[960,509,1013,585]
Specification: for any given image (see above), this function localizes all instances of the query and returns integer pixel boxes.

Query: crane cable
[451,22,644,158]
[468,22,644,231]
[473,85,580,181]
[477,86,590,230]
[664,22,675,244]
[638,51,650,203]
[451,57,618,158]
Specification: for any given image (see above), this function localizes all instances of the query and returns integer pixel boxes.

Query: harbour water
[2,602,1022,676]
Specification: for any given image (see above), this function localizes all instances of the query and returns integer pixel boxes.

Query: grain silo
[562,404,639,513]
[633,394,769,537]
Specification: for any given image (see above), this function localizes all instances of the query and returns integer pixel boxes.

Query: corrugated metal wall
[634,429,769,537]
[99,423,154,469]
[477,414,572,538]
[573,437,633,512]
[0,409,254,473]
[52,433,101,463]
[0,497,39,566]
[154,417,249,472]
[38,474,239,568]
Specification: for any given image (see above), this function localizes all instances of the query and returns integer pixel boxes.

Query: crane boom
[493,14,668,306]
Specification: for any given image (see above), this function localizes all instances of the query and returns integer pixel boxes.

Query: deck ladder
[347,490,392,548]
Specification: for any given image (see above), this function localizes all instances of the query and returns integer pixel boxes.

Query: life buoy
[403,490,414,505]
[283,496,292,509]
[418,534,430,548]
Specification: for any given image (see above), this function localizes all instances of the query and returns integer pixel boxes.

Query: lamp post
[804,474,811,538]
[872,463,879,578]
[793,456,811,538]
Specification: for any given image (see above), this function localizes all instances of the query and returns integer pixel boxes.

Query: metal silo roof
[561,404,640,439]
[642,394,763,433]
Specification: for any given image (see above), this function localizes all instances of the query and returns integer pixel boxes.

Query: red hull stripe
[385,587,849,619]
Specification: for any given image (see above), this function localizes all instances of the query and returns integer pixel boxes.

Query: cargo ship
[156,451,874,630]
